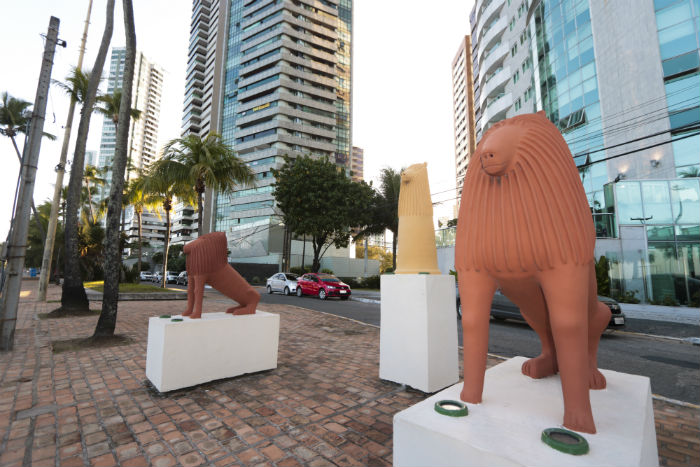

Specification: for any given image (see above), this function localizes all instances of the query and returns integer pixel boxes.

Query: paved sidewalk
[0,285,698,467]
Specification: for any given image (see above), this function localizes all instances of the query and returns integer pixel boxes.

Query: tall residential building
[350,146,363,182]
[466,0,699,306]
[97,47,164,197]
[182,0,353,266]
[452,35,476,199]
[85,150,98,167]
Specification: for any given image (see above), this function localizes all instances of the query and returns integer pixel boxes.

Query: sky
[0,0,474,240]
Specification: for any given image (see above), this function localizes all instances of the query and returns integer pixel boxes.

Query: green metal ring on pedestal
[171,318,183,322]
[159,315,171,318]
[434,400,468,417]
[541,428,589,455]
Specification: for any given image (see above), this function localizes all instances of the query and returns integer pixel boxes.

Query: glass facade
[607,179,700,306]
[335,0,352,166]
[653,0,700,177]
[530,0,607,210]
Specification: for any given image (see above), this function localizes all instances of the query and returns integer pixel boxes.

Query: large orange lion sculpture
[455,111,610,434]
[182,232,260,319]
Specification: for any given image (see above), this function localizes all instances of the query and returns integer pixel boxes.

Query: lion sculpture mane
[455,111,610,434]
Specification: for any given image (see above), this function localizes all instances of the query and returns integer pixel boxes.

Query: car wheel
[267,285,273,294]
[318,289,327,300]
[284,286,290,296]
[296,287,303,297]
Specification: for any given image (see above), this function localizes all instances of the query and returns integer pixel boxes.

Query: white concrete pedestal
[146,311,280,392]
[394,356,658,467]
[380,274,458,393]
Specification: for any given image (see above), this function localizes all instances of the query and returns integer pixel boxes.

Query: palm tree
[52,67,95,105]
[96,89,141,127]
[1,92,56,243]
[141,159,195,288]
[161,133,255,234]
[679,167,700,178]
[83,165,106,224]
[59,0,116,314]
[94,0,138,339]
[123,175,160,275]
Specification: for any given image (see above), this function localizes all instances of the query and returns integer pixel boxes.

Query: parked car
[177,271,188,286]
[456,286,625,328]
[164,271,178,284]
[152,271,163,283]
[266,272,298,295]
[296,273,351,300]
[140,271,153,281]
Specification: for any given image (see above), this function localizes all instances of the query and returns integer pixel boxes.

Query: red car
[296,273,351,300]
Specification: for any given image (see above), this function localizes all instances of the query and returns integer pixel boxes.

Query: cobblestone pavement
[0,284,698,467]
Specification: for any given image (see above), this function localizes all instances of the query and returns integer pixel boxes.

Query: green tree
[160,133,255,234]
[595,255,611,297]
[96,89,141,127]
[355,244,394,274]
[141,159,195,287]
[60,0,116,314]
[83,165,106,224]
[355,167,402,270]
[272,156,375,272]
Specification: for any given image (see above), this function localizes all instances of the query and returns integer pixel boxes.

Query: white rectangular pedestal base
[394,356,658,467]
[380,274,458,393]
[146,311,280,392]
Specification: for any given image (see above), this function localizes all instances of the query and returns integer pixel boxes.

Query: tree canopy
[272,155,375,272]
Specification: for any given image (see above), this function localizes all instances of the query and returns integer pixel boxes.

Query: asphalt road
[164,282,700,404]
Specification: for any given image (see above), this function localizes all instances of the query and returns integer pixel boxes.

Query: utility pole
[0,17,63,350]
[38,0,93,302]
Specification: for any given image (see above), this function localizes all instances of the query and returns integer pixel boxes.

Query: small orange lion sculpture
[182,232,260,318]
[455,111,610,434]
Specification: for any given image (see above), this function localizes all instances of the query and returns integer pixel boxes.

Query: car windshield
[319,276,339,282]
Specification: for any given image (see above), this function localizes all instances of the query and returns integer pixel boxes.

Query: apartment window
[524,86,533,102]
[513,70,520,84]
[509,17,516,31]
[511,44,518,57]
[514,98,522,111]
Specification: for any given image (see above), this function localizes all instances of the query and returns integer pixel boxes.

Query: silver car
[266,272,298,296]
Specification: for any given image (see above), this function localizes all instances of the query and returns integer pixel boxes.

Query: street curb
[352,297,380,304]
[85,289,187,301]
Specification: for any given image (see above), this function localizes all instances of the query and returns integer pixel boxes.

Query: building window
[511,44,518,57]
[513,70,520,83]
[514,98,522,111]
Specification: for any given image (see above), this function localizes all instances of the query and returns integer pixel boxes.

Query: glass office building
[182,0,353,265]
[464,0,699,305]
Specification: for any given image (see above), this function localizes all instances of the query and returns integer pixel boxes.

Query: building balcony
[482,92,512,129]
[481,42,508,77]
[480,66,510,107]
[478,15,507,59]
[478,0,505,29]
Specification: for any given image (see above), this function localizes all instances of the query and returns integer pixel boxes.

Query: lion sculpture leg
[459,262,609,434]
[180,232,261,319]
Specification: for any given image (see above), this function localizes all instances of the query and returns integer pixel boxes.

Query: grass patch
[83,281,179,293]
[51,335,134,353]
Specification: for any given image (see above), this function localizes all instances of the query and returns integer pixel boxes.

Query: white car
[140,271,153,281]
[266,272,299,296]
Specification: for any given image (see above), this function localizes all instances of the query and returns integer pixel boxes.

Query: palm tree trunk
[197,187,204,236]
[136,210,142,276]
[162,207,170,288]
[95,0,136,338]
[60,0,115,313]
[392,232,397,271]
[86,178,95,224]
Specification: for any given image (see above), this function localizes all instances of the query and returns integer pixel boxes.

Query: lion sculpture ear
[537,110,546,116]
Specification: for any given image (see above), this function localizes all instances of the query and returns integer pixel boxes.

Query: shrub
[121,264,140,284]
[290,266,311,275]
[251,276,262,285]
[320,268,334,274]
[338,277,361,288]
[360,275,380,289]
